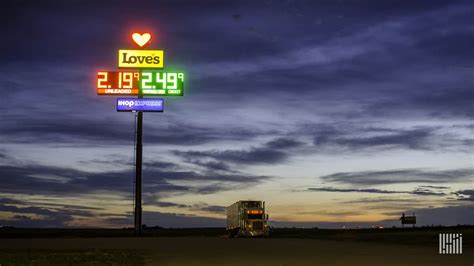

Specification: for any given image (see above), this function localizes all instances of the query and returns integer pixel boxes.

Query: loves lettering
[121,52,160,64]
[118,49,164,68]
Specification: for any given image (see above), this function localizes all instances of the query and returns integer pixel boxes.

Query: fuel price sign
[97,71,140,95]
[140,71,184,96]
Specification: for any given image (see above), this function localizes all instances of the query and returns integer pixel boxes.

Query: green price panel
[140,71,184,96]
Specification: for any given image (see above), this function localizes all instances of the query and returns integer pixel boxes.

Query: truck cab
[227,200,269,237]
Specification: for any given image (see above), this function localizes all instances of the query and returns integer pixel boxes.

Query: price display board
[140,71,184,96]
[97,71,140,95]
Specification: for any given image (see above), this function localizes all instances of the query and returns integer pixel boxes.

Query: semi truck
[227,200,269,237]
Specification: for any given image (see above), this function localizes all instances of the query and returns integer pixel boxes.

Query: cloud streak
[308,187,447,196]
[0,162,271,197]
[318,168,473,185]
[174,138,305,165]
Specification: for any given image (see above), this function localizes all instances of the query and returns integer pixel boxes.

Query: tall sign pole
[96,31,184,237]
[134,102,143,236]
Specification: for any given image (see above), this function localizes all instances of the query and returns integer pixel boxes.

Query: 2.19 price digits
[97,71,140,95]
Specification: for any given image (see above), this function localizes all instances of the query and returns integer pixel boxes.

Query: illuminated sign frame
[96,71,140,95]
[116,98,164,112]
[118,49,164,69]
[140,70,184,96]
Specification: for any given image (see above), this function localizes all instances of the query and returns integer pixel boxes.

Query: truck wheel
[228,229,238,238]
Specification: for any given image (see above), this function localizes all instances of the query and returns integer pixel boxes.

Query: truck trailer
[227,200,269,237]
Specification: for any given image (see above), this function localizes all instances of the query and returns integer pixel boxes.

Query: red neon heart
[132,33,151,47]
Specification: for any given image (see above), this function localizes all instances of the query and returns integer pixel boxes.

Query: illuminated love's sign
[97,71,139,95]
[96,31,186,100]
[132,33,151,48]
[140,71,184,96]
[118,49,164,68]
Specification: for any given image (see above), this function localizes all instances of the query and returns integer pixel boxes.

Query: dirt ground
[0,237,472,266]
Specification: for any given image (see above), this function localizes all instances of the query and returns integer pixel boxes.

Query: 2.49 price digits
[140,71,184,96]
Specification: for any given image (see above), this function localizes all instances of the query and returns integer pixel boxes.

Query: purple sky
[0,0,472,228]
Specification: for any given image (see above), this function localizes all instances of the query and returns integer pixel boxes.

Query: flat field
[0,228,472,265]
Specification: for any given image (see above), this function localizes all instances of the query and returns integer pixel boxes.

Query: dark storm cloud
[174,137,305,165]
[0,162,270,197]
[339,196,460,216]
[0,198,23,205]
[0,197,103,227]
[197,204,226,214]
[0,197,225,228]
[0,203,91,218]
[366,87,474,119]
[0,1,472,151]
[0,216,71,228]
[1,118,134,145]
[307,187,446,196]
[0,1,410,64]
[418,185,450,190]
[410,187,447,196]
[146,124,264,146]
[341,197,423,204]
[0,211,225,228]
[145,170,269,185]
[193,3,474,87]
[175,123,467,167]
[265,138,304,149]
[0,63,268,147]
[313,127,437,150]
[79,155,179,171]
[152,201,226,214]
[295,122,470,154]
[0,197,103,211]
[183,4,474,137]
[308,187,400,194]
[186,160,233,172]
[319,168,473,185]
[0,115,262,146]
[0,152,8,160]
[175,149,286,165]
[454,189,474,201]
[0,164,143,195]
[155,201,189,208]
[338,196,472,222]
[0,160,265,227]
[352,129,431,150]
